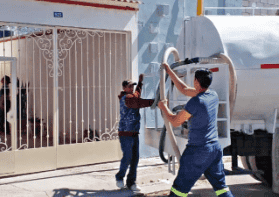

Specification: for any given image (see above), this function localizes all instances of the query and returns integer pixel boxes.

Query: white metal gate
[0,24,129,176]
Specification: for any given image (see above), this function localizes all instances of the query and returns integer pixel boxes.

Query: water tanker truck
[144,16,279,193]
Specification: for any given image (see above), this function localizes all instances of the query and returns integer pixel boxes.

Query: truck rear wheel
[241,155,272,186]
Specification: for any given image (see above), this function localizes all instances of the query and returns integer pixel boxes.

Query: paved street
[0,157,278,197]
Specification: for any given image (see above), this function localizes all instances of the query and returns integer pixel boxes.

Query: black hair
[1,75,11,84]
[194,68,212,89]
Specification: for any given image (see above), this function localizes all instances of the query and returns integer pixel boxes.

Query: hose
[159,104,185,163]
[155,47,237,164]
[151,57,199,110]
[159,125,169,163]
[160,47,183,162]
[151,54,237,122]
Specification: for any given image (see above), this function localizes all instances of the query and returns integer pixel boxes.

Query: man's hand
[158,99,168,110]
[139,74,144,83]
[161,63,170,72]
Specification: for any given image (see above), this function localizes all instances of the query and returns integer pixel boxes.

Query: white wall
[0,0,138,81]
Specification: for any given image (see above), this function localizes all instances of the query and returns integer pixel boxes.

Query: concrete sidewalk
[0,157,171,197]
[0,157,276,197]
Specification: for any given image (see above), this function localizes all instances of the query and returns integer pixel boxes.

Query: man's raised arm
[162,63,198,97]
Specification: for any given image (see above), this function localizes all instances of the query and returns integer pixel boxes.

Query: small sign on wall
[54,12,63,18]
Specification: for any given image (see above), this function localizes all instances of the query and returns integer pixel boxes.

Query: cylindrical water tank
[183,16,279,123]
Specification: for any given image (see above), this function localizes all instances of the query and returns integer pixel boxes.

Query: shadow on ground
[145,183,279,197]
[188,183,279,197]
[52,183,279,197]
[53,188,145,197]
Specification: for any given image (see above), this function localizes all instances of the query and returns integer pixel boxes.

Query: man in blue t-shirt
[158,63,234,197]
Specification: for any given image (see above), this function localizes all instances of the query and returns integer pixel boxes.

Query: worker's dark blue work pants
[169,141,234,197]
[115,135,139,188]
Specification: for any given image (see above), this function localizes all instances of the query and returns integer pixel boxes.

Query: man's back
[184,89,219,146]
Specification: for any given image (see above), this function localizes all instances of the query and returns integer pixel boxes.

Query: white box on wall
[156,4,170,17]
[149,42,159,54]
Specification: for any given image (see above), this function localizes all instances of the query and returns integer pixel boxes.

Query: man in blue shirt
[158,63,234,197]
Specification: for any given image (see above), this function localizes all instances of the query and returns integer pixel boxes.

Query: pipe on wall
[197,0,204,16]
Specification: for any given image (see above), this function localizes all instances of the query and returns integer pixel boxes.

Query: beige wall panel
[0,151,15,174]
[15,147,56,174]
[57,140,121,168]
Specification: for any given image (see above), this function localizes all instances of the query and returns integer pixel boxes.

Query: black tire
[240,129,273,187]
[240,156,272,187]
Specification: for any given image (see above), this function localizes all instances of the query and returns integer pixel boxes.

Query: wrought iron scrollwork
[57,29,104,77]
[84,117,119,143]
[0,139,11,152]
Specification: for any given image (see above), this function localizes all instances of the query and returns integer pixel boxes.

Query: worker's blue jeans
[115,135,139,188]
[169,141,234,197]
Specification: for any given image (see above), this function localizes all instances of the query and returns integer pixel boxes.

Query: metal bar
[125,34,128,84]
[18,28,22,149]
[205,6,279,10]
[98,36,101,138]
[26,34,29,148]
[92,35,95,140]
[3,32,7,145]
[75,41,78,143]
[39,46,43,147]
[109,33,112,130]
[0,22,128,34]
[46,31,49,147]
[69,40,72,144]
[115,34,117,127]
[11,59,17,152]
[87,32,89,141]
[3,61,6,144]
[53,28,59,151]
[128,33,131,80]
[104,33,107,134]
[63,36,66,145]
[81,35,84,143]
[118,33,122,130]
[33,38,36,148]
[197,0,204,16]
[10,28,14,149]
[120,34,123,90]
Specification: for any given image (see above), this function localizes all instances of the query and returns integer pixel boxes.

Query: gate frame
[0,57,16,175]
[0,24,124,176]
